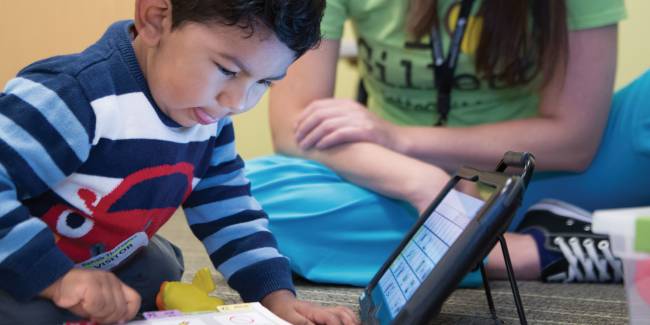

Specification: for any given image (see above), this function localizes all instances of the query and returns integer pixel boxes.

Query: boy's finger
[108,280,128,322]
[55,275,88,309]
[83,284,113,322]
[282,312,315,325]
[94,277,118,321]
[67,304,91,320]
[310,309,345,325]
[338,307,360,325]
[294,303,344,325]
[327,306,358,325]
[122,284,142,321]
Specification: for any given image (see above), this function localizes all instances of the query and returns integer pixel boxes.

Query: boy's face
[136,21,294,127]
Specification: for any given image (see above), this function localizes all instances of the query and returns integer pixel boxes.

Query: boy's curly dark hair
[170,0,325,58]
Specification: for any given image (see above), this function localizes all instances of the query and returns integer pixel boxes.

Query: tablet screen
[369,187,486,323]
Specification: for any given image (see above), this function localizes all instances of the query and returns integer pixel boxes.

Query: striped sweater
[0,20,292,302]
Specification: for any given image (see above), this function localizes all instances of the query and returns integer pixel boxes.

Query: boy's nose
[218,88,248,115]
[227,103,247,115]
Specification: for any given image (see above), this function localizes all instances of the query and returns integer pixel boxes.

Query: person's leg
[487,71,650,281]
[487,200,624,282]
[513,70,650,227]
[486,233,540,280]
[0,290,82,324]
[512,200,623,283]
[249,69,650,284]
[246,155,485,287]
[114,235,184,312]
[0,235,183,324]
[246,155,417,286]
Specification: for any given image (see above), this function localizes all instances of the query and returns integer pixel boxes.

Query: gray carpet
[159,211,629,324]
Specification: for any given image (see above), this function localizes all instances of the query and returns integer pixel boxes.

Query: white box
[593,207,650,325]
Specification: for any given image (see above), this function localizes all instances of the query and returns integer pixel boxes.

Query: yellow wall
[615,0,650,89]
[1,1,648,159]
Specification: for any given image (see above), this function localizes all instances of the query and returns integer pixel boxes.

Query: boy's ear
[134,0,172,46]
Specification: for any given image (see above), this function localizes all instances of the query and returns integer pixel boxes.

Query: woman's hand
[261,290,359,325]
[294,98,403,152]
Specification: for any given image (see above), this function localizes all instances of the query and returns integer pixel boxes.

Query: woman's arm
[293,26,618,173]
[394,25,618,171]
[269,40,451,212]
[269,39,339,156]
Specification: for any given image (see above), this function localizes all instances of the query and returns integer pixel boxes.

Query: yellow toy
[156,267,225,312]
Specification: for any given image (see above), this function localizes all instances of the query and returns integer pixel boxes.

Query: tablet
[359,165,527,325]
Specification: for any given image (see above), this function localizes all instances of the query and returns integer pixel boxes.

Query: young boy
[0,0,358,323]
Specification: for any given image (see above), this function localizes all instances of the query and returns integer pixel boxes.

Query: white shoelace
[547,236,623,283]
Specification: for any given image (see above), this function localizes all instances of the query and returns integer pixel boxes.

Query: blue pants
[246,70,650,287]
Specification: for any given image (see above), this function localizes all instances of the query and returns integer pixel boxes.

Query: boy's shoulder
[19,21,130,79]
[15,21,138,102]
[18,53,95,81]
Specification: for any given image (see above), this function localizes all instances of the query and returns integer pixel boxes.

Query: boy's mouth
[193,107,218,125]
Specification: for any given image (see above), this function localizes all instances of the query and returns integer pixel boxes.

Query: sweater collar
[109,20,183,128]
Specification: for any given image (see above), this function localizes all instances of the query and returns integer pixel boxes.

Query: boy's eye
[217,64,237,77]
[258,80,274,88]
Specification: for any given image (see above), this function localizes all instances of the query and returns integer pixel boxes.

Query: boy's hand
[262,290,359,325]
[40,268,141,324]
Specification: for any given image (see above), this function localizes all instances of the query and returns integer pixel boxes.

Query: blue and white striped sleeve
[183,118,294,302]
[0,73,94,301]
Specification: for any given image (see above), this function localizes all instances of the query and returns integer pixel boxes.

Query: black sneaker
[516,199,623,283]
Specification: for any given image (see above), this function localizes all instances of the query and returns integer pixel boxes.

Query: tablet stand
[476,151,533,324]
[479,235,527,325]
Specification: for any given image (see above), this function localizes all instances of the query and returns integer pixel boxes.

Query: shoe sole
[527,199,592,224]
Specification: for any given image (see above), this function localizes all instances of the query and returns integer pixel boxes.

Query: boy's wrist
[38,278,61,300]
[260,289,296,309]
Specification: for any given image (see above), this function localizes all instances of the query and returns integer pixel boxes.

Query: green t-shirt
[321,0,626,126]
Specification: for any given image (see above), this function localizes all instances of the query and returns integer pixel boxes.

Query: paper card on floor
[128,302,290,325]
